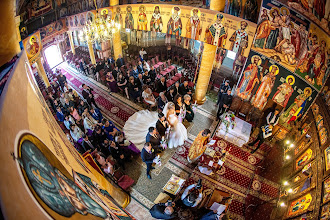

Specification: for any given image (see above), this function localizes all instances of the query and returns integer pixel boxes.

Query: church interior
[0,0,330,219]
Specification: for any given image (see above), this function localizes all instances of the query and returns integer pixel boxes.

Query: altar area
[216,112,252,147]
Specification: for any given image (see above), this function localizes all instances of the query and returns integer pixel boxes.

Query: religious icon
[296,149,312,170]
[74,15,79,26]
[205,13,228,48]
[272,75,295,108]
[166,6,182,46]
[316,114,324,130]
[320,203,330,220]
[125,6,134,30]
[150,6,163,46]
[319,127,328,145]
[229,21,248,56]
[185,8,202,48]
[69,17,73,26]
[237,55,261,100]
[325,146,330,171]
[28,35,40,57]
[80,14,85,26]
[114,7,123,27]
[323,178,330,204]
[294,175,301,183]
[243,0,258,23]
[288,193,312,216]
[55,20,63,31]
[311,103,319,116]
[100,8,110,21]
[224,0,242,17]
[281,87,312,124]
[252,65,279,110]
[137,5,148,46]
[86,11,94,23]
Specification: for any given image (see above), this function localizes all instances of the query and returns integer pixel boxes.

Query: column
[110,0,119,6]
[87,42,96,65]
[209,0,225,11]
[194,44,217,104]
[35,58,50,87]
[113,31,122,60]
[15,16,21,43]
[67,31,75,55]
[0,0,21,67]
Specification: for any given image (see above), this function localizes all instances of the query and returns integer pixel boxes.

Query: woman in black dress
[183,94,194,122]
[117,73,129,99]
[128,76,141,102]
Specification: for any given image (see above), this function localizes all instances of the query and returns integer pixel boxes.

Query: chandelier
[79,1,121,44]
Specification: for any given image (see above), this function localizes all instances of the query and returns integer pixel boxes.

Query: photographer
[181,179,203,207]
[149,200,176,219]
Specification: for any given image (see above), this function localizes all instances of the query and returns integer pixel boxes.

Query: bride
[123,102,188,150]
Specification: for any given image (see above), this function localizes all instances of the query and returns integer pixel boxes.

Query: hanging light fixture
[79,0,121,44]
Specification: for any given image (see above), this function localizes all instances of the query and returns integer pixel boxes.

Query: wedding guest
[79,59,87,74]
[187,129,211,163]
[248,109,280,154]
[78,100,89,115]
[58,71,67,89]
[184,94,194,122]
[173,81,180,96]
[82,112,97,132]
[142,85,157,108]
[200,211,228,220]
[216,80,230,105]
[156,77,167,94]
[70,124,84,143]
[59,92,67,106]
[108,55,115,65]
[179,81,192,96]
[181,183,203,207]
[106,72,118,93]
[109,140,128,170]
[217,89,233,119]
[116,54,125,68]
[166,87,175,102]
[112,66,119,79]
[92,125,108,148]
[63,82,70,93]
[149,66,157,82]
[82,84,99,108]
[139,48,147,61]
[69,106,81,122]
[137,74,145,88]
[117,73,129,99]
[67,89,78,102]
[156,112,169,138]
[146,127,162,151]
[174,94,185,117]
[143,60,150,72]
[149,201,176,219]
[64,114,75,130]
[128,76,141,102]
[141,142,156,179]
[130,66,139,78]
[157,92,168,111]
[102,119,119,141]
[81,135,95,152]
[90,107,103,123]
[63,98,75,111]
[137,61,144,74]
[142,70,152,85]
[114,131,140,155]
[56,107,65,122]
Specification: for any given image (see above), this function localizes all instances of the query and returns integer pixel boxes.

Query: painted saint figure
[237,55,261,100]
[137,5,148,46]
[205,13,227,48]
[185,8,202,48]
[252,65,279,110]
[114,7,123,28]
[125,6,135,45]
[166,6,182,46]
[229,21,249,56]
[29,36,39,56]
[150,6,163,46]
[272,75,295,108]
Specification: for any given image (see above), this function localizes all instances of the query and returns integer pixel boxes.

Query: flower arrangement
[192,101,198,113]
[221,112,236,131]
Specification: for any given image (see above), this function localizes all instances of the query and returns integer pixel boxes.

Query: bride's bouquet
[153,155,161,166]
[178,108,186,123]
[192,100,198,113]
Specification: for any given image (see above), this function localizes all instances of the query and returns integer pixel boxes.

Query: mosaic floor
[60,63,280,220]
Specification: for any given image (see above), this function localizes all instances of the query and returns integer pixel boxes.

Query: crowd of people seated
[45,68,139,190]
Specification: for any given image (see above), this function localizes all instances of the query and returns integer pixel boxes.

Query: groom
[146,127,162,152]
[156,112,169,139]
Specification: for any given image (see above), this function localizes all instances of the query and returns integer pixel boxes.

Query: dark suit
[82,88,98,108]
[146,133,161,148]
[116,58,125,68]
[166,91,175,102]
[108,57,115,64]
[56,111,65,122]
[141,148,155,175]
[81,140,95,153]
[217,93,233,118]
[149,203,175,219]
[156,120,169,137]
[130,69,139,78]
[149,69,156,81]
[173,86,180,97]
[137,65,144,74]
[179,84,190,96]
[90,108,103,123]
[156,81,167,93]
[216,83,230,105]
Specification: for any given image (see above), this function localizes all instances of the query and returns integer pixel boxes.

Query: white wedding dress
[123,103,188,150]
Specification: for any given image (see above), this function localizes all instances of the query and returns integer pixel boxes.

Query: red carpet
[59,66,138,127]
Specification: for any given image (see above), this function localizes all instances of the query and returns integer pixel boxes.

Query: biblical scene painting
[27,0,53,19]
[23,32,42,60]
[236,51,317,112]
[17,134,133,220]
[294,23,330,91]
[287,193,312,216]
[325,146,330,171]
[295,148,312,170]
[252,0,310,72]
[321,203,330,220]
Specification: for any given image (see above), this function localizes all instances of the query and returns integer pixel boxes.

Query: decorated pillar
[209,0,225,11]
[113,31,122,60]
[110,0,119,6]
[87,42,96,65]
[0,0,21,66]
[194,44,217,104]
[67,31,75,55]
[35,58,50,87]
[15,16,21,43]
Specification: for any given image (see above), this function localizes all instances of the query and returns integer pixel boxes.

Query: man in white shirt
[181,182,203,207]
[248,109,280,154]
